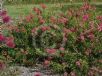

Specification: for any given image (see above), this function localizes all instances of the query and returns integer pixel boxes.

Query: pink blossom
[39,19,45,24]
[58,17,68,25]
[25,15,33,22]
[34,72,41,76]
[33,7,42,15]
[76,60,81,67]
[63,28,71,34]
[97,16,102,21]
[98,23,102,32]
[0,34,5,41]
[40,3,47,9]
[87,33,94,40]
[80,35,85,41]
[89,21,94,29]
[70,28,77,32]
[44,60,50,66]
[46,48,56,54]
[5,37,15,48]
[82,14,89,21]
[59,47,65,51]
[5,37,14,42]
[31,28,37,33]
[0,10,7,16]
[6,41,15,48]
[81,3,91,10]
[41,26,50,32]
[50,16,57,23]
[2,15,11,23]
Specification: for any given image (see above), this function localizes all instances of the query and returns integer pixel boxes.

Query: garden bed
[0,1,102,76]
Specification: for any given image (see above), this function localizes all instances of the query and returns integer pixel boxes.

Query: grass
[5,0,102,4]
[5,2,102,18]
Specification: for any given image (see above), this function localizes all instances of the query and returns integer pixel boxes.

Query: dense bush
[0,1,102,76]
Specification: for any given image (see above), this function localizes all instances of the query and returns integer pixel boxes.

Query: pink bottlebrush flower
[41,26,50,32]
[33,7,42,15]
[33,7,38,12]
[40,3,47,9]
[80,35,85,41]
[39,19,45,24]
[2,15,11,23]
[97,16,102,21]
[25,13,34,22]
[5,41,15,48]
[63,28,71,34]
[36,10,41,15]
[82,14,89,21]
[58,17,68,25]
[81,3,91,10]
[98,23,102,32]
[0,34,5,41]
[46,48,56,54]
[70,28,77,32]
[5,37,14,42]
[89,21,94,29]
[44,60,50,66]
[50,16,57,23]
[34,72,41,76]
[0,10,7,17]
[41,26,47,31]
[5,37,15,48]
[87,33,95,40]
[59,47,65,51]
[31,28,37,33]
[25,15,32,22]
[76,60,81,68]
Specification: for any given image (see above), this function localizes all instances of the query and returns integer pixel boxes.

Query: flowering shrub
[0,1,102,76]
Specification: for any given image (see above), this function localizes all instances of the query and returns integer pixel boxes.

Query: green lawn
[5,2,102,18]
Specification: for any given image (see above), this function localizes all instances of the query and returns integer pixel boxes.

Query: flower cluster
[0,34,15,48]
[0,10,11,23]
